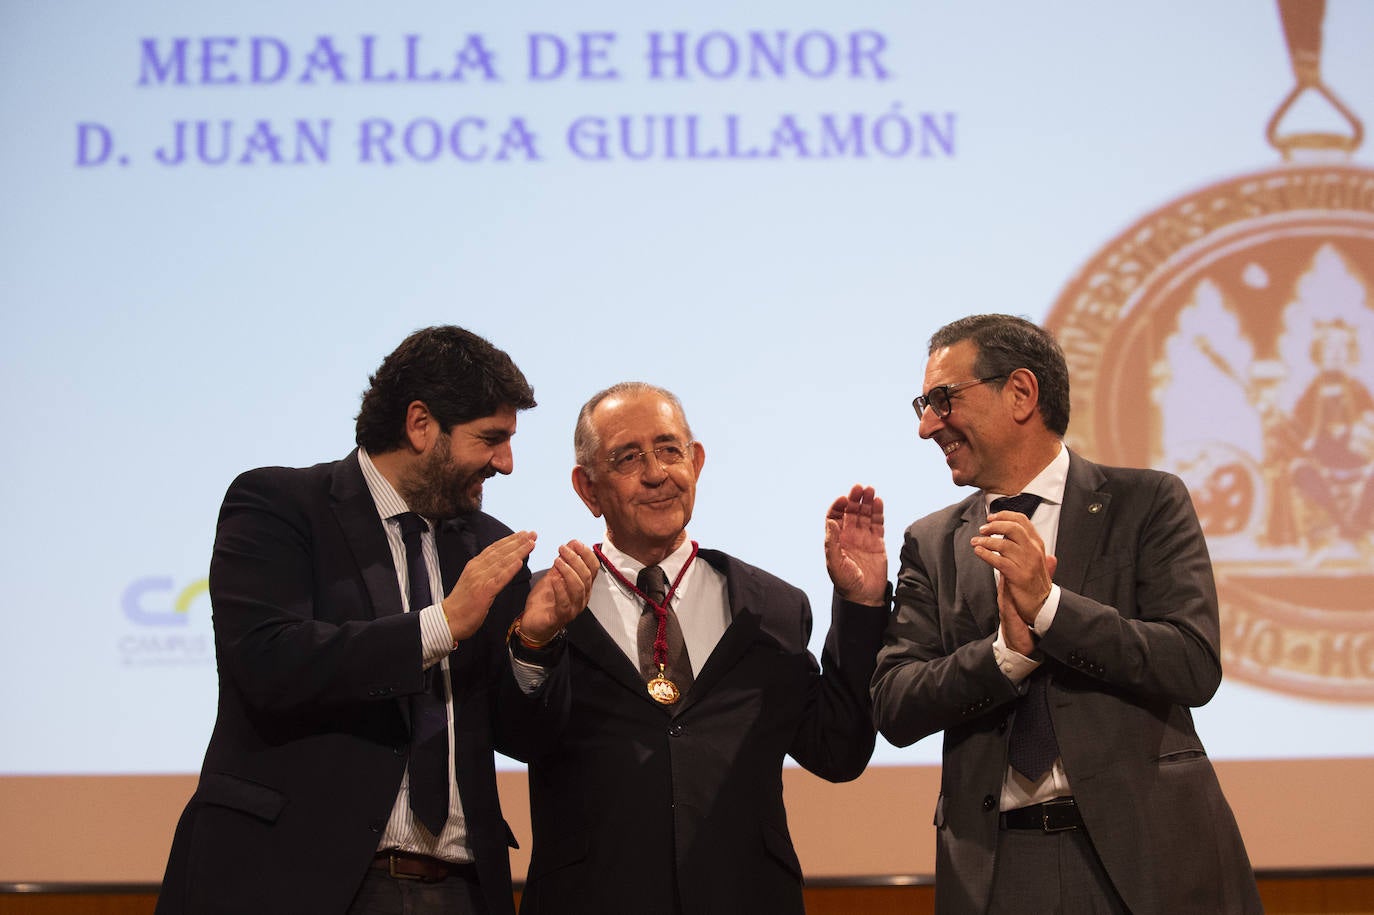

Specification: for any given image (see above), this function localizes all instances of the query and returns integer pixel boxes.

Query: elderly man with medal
[512,381,889,915]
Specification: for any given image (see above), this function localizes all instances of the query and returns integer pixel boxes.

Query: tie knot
[395,511,429,541]
[990,493,1043,517]
[636,565,669,607]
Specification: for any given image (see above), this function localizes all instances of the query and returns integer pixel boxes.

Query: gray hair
[573,381,694,472]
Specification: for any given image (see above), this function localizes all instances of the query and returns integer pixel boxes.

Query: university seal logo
[1045,0,1374,701]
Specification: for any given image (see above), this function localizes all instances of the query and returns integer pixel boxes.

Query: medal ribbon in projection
[1267,0,1364,158]
[593,542,699,704]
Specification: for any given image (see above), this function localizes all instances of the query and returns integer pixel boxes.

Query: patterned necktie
[396,511,449,835]
[989,494,1059,781]
[635,565,693,695]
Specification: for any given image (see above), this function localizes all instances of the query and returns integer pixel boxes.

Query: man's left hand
[973,509,1054,629]
[824,484,889,607]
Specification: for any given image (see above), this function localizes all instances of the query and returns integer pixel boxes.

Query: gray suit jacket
[872,450,1261,914]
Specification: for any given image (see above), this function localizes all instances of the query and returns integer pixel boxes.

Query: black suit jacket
[156,452,566,915]
[518,549,887,915]
[872,451,1261,914]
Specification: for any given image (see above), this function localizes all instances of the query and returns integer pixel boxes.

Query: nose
[639,450,670,483]
[491,441,514,475]
[918,407,942,440]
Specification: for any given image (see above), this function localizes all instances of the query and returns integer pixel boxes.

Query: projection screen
[2,0,1372,883]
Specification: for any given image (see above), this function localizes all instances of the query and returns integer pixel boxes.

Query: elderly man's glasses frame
[604,441,695,476]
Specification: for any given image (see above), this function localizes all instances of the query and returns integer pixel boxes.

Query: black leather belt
[999,797,1083,832]
[371,851,478,882]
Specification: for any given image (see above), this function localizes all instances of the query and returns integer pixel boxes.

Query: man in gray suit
[871,314,1262,914]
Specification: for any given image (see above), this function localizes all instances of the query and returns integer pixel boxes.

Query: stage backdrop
[2,0,1372,883]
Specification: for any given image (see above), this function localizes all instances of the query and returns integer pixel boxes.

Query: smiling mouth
[942,441,961,456]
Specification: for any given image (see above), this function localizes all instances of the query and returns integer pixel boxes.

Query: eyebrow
[468,425,514,440]
[608,433,683,452]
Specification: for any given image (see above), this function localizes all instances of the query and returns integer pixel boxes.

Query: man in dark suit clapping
[517,381,889,915]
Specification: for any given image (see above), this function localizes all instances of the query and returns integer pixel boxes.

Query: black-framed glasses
[912,375,1007,419]
[605,441,694,476]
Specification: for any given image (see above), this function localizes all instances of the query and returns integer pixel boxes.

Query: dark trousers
[987,826,1130,914]
[347,866,489,915]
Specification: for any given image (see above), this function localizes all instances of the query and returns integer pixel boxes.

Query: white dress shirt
[357,449,473,863]
[591,536,731,678]
[988,443,1074,811]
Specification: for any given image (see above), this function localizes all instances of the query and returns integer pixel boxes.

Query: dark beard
[399,436,490,519]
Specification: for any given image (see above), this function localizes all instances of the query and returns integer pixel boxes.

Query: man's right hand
[441,530,538,643]
[516,540,597,644]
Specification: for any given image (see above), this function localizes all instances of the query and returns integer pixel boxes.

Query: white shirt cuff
[509,651,550,694]
[993,585,1061,683]
[418,605,454,667]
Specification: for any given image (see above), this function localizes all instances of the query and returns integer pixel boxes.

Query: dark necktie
[396,511,449,835]
[989,493,1059,781]
[990,492,1043,519]
[635,565,693,695]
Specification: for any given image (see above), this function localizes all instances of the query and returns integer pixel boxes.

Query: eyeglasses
[912,375,1007,419]
[604,441,694,476]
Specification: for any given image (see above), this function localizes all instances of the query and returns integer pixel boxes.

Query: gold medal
[647,673,681,705]
[1046,1,1374,701]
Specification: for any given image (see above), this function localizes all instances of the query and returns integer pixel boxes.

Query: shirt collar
[985,442,1068,511]
[599,536,696,592]
[356,448,420,526]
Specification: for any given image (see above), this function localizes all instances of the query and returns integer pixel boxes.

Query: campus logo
[118,575,213,666]
[122,575,208,625]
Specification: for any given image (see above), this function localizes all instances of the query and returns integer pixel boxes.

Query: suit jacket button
[668,723,683,737]
[982,795,996,811]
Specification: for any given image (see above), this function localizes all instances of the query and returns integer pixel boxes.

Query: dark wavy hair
[928,314,1070,436]
[355,326,536,453]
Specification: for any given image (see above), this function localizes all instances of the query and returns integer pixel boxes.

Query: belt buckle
[1040,798,1077,832]
[387,853,425,881]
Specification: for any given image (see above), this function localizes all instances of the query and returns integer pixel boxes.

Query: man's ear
[404,401,436,453]
[571,465,603,518]
[689,440,706,480]
[1005,368,1040,425]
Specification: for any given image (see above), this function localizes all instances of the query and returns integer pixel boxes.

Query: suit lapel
[678,614,759,716]
[436,515,480,670]
[438,514,480,575]
[569,548,771,717]
[674,550,765,715]
[330,451,410,729]
[954,497,1000,641]
[330,450,403,620]
[951,456,1111,642]
[697,550,762,661]
[568,608,655,700]
[1053,451,1111,596]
